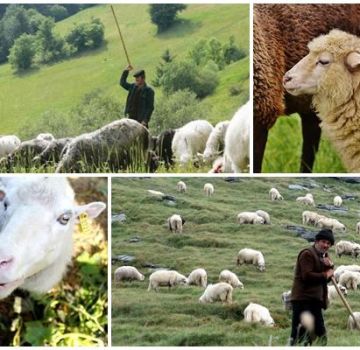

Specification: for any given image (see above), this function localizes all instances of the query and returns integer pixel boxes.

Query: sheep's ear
[346,51,360,71]
[75,201,106,219]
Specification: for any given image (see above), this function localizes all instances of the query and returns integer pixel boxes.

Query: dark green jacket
[120,70,155,126]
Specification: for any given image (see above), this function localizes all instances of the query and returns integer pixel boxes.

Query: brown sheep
[253,4,360,173]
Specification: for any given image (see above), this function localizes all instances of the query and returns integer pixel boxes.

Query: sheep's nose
[283,73,292,84]
[0,257,13,269]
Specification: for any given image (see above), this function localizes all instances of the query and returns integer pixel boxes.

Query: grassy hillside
[262,115,346,173]
[0,4,248,135]
[112,177,360,346]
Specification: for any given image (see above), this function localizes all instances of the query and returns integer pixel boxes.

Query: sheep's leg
[299,112,321,173]
[253,121,268,173]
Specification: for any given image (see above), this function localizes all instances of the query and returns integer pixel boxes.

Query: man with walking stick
[289,229,335,346]
[120,65,155,128]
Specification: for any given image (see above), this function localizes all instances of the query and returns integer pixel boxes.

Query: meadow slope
[112,177,360,346]
[0,4,249,135]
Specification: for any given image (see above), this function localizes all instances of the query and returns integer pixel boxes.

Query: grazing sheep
[283,29,360,172]
[199,282,233,304]
[237,248,266,271]
[198,120,230,164]
[334,196,343,207]
[223,101,250,173]
[243,302,275,326]
[188,268,207,288]
[327,284,347,302]
[0,177,106,299]
[219,269,244,289]
[317,217,346,232]
[347,312,360,330]
[176,181,187,193]
[339,271,360,290]
[167,214,185,234]
[334,265,360,282]
[255,210,271,224]
[204,183,214,197]
[356,222,360,235]
[56,119,151,173]
[335,240,360,258]
[34,137,72,165]
[269,188,283,201]
[172,120,213,166]
[296,194,315,206]
[147,270,188,292]
[282,290,292,311]
[254,4,360,173]
[0,135,21,158]
[237,212,264,225]
[154,129,175,170]
[114,266,145,283]
[302,211,326,226]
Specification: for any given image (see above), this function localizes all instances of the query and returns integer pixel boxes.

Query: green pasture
[112,177,360,346]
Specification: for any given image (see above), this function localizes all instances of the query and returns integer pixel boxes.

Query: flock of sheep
[114,181,360,334]
[0,101,249,173]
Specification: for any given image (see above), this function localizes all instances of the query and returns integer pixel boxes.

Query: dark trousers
[290,300,327,346]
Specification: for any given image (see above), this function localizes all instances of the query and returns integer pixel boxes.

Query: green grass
[0,4,248,135]
[262,114,346,173]
[112,177,360,346]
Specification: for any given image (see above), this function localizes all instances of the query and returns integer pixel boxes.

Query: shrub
[149,4,187,32]
[8,33,36,70]
[223,35,247,64]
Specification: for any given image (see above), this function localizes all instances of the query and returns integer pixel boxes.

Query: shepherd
[289,229,335,346]
[120,65,155,128]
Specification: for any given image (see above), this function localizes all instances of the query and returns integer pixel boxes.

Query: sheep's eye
[57,212,72,225]
[3,201,8,211]
[317,59,330,66]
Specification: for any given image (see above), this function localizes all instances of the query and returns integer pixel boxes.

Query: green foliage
[149,4,187,32]
[8,33,36,70]
[223,35,247,64]
[152,49,174,87]
[47,5,68,22]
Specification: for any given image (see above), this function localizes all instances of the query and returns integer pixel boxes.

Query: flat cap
[133,69,145,78]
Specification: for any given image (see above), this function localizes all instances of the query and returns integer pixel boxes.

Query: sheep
[237,212,264,225]
[147,270,188,292]
[36,133,55,142]
[199,282,233,304]
[167,214,185,234]
[334,195,343,207]
[187,268,207,288]
[154,129,175,170]
[114,266,145,284]
[269,188,283,201]
[223,101,250,173]
[347,312,360,330]
[296,194,315,206]
[282,290,292,311]
[327,284,347,302]
[204,183,214,197]
[335,240,360,258]
[0,177,106,299]
[243,302,275,326]
[176,181,187,193]
[254,4,360,173]
[34,137,73,165]
[0,135,21,158]
[171,120,213,166]
[316,217,346,232]
[55,119,151,173]
[237,248,266,271]
[334,265,360,282]
[302,211,326,226]
[283,29,360,172]
[198,120,230,164]
[356,222,360,235]
[339,271,360,290]
[255,210,271,224]
[219,269,244,289]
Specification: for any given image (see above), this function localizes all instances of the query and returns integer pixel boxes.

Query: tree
[152,49,174,87]
[8,33,36,70]
[149,4,186,32]
[223,35,246,64]
[47,5,68,22]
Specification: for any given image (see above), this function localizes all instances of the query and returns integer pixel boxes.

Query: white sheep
[223,101,250,173]
[167,214,185,234]
[0,135,21,158]
[302,211,326,226]
[187,268,207,288]
[0,177,106,299]
[296,194,315,206]
[347,312,360,330]
[172,120,214,165]
[204,183,214,197]
[339,271,360,290]
[255,210,271,224]
[199,282,233,304]
[114,266,145,284]
[36,133,55,142]
[334,265,360,282]
[176,181,187,193]
[243,302,275,326]
[327,284,347,302]
[237,248,265,271]
[356,222,360,235]
[335,240,360,258]
[237,212,264,225]
[148,270,188,292]
[269,188,283,201]
[219,269,244,289]
[317,217,346,232]
[334,195,343,207]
